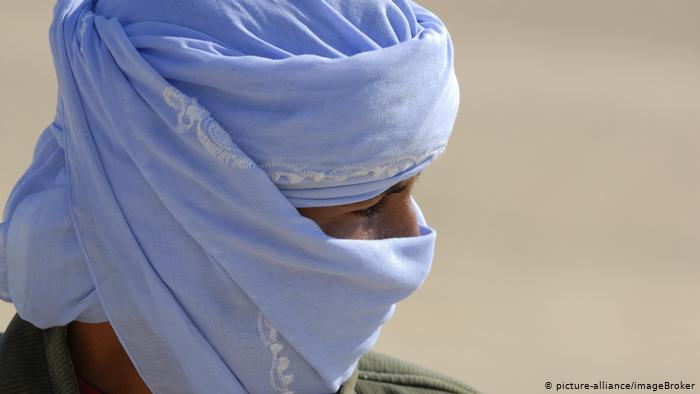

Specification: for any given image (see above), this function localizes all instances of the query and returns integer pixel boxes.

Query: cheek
[297,207,366,239]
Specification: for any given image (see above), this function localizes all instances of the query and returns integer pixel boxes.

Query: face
[297,175,420,240]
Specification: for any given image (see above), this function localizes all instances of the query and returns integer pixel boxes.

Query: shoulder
[0,314,55,393]
[0,314,78,394]
[354,351,481,394]
[0,314,483,394]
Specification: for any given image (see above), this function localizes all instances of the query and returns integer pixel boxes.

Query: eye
[353,196,389,218]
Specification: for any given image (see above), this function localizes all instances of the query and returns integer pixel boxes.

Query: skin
[67,175,420,393]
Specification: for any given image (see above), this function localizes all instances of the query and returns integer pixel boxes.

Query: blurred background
[1,1,699,393]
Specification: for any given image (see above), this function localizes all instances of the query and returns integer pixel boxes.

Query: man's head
[0,2,458,392]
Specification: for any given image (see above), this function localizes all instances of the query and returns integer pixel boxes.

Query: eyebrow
[348,178,413,207]
[383,180,410,196]
[380,171,422,197]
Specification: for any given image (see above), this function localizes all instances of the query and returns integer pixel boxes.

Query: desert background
[1,1,699,393]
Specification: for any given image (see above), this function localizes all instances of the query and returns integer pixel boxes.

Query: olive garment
[0,314,480,394]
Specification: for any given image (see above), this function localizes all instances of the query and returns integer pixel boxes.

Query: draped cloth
[0,1,459,393]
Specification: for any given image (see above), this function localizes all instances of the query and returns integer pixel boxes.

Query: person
[0,0,479,393]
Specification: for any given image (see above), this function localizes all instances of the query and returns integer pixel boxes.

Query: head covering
[0,0,459,393]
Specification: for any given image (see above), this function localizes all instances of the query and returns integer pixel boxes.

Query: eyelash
[353,197,389,218]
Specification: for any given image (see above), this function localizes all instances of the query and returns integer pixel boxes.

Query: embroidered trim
[163,86,255,168]
[78,11,93,54]
[257,311,295,394]
[162,86,446,184]
[259,143,446,184]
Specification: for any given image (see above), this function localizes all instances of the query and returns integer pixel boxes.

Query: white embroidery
[163,86,255,168]
[259,143,447,184]
[78,11,93,54]
[257,311,295,394]
[162,86,446,184]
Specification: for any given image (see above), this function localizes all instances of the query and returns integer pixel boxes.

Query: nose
[363,199,420,240]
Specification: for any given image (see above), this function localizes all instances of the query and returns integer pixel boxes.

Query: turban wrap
[0,0,459,393]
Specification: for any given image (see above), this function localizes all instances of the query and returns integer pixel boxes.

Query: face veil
[0,1,460,393]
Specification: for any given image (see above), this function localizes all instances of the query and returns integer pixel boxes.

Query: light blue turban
[0,0,459,393]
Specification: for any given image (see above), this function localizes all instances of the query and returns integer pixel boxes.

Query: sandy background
[2,1,699,393]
